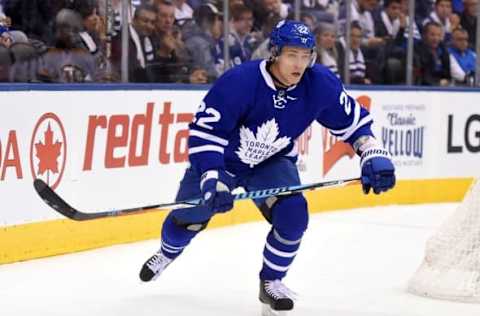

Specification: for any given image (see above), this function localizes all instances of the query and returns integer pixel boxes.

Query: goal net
[408,178,480,302]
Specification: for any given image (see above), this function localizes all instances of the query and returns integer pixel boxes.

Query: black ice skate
[139,251,172,282]
[259,280,296,315]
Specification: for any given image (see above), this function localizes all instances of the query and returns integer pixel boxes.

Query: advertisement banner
[1,88,479,226]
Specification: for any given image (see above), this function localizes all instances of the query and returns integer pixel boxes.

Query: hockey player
[139,20,395,314]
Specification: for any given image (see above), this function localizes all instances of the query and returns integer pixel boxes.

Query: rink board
[0,178,473,264]
[0,85,479,264]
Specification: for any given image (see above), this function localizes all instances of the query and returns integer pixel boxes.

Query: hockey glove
[360,147,396,194]
[200,169,235,213]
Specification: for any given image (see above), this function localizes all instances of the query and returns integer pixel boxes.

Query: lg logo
[447,114,480,153]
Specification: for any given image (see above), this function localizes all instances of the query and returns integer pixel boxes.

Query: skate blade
[261,303,289,316]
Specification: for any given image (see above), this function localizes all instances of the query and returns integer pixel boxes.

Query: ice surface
[2,203,480,316]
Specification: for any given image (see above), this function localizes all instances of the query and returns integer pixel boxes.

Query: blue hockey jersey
[188,59,374,174]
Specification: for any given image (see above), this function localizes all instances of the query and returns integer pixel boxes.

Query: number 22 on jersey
[193,101,222,130]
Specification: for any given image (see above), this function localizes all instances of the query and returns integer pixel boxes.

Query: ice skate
[259,280,296,316]
[139,251,172,282]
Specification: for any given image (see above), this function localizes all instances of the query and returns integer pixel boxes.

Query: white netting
[408,179,480,303]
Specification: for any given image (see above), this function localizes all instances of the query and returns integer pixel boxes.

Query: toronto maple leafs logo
[236,119,291,167]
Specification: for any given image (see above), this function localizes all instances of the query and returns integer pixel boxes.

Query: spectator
[339,0,385,49]
[301,0,337,24]
[76,3,114,81]
[374,0,421,83]
[314,22,339,77]
[448,27,476,86]
[414,21,451,86]
[183,3,223,82]
[250,14,282,60]
[300,12,317,31]
[37,9,98,83]
[375,0,421,43]
[9,41,38,82]
[112,4,158,82]
[247,0,290,32]
[414,0,435,26]
[422,0,455,43]
[78,4,105,57]
[215,3,256,71]
[0,29,28,48]
[460,0,477,48]
[337,22,371,84]
[149,0,190,82]
[3,30,36,82]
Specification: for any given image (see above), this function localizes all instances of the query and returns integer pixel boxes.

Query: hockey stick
[33,177,361,221]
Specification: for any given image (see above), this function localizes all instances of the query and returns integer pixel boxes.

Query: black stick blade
[33,179,84,220]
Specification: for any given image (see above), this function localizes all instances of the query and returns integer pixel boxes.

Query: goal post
[408,178,480,302]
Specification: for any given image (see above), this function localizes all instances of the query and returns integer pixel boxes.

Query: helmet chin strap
[267,60,292,89]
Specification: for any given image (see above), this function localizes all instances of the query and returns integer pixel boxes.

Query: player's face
[273,46,312,86]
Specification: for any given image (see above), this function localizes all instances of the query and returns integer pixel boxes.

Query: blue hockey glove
[360,147,396,194]
[200,169,235,213]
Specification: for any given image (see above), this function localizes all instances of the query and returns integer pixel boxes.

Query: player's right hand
[200,169,235,213]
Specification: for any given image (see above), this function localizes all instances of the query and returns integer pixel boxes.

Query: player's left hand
[200,169,235,213]
[360,147,395,194]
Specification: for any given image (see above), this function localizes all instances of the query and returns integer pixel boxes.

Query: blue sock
[260,229,302,280]
[160,211,200,260]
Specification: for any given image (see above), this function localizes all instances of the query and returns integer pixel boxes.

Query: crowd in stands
[0,0,477,86]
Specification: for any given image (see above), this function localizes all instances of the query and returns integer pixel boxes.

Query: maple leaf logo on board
[35,123,62,176]
[30,113,67,190]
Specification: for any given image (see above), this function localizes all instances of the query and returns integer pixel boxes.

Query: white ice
[2,203,480,316]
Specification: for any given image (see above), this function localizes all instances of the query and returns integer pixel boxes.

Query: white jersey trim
[338,114,373,141]
[189,144,224,155]
[260,60,277,91]
[329,99,361,136]
[259,59,298,92]
[190,129,229,146]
